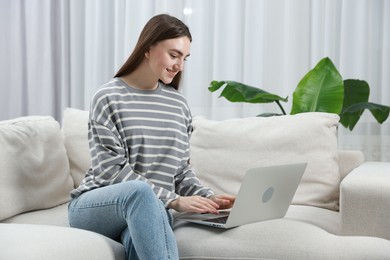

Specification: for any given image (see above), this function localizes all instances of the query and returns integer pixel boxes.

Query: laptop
[175,162,307,229]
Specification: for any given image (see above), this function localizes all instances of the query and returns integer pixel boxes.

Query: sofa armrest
[340,162,390,240]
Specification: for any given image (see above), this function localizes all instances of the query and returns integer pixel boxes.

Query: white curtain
[0,0,70,121]
[1,0,389,161]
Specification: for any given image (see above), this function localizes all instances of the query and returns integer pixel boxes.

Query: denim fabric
[68,181,179,260]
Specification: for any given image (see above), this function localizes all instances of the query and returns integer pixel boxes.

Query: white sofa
[0,108,389,260]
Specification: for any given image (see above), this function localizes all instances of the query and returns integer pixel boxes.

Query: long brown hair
[114,14,192,90]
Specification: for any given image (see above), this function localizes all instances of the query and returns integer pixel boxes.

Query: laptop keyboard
[203,216,229,224]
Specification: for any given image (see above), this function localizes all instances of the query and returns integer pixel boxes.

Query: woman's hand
[210,194,236,210]
[168,196,220,214]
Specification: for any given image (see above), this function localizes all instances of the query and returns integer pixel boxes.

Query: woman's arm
[174,162,214,198]
[89,119,180,206]
[172,162,235,213]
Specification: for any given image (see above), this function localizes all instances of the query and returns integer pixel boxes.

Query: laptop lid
[176,162,307,229]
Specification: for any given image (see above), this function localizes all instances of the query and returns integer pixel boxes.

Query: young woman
[68,14,235,260]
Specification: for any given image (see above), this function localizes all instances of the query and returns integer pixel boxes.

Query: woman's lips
[167,68,177,77]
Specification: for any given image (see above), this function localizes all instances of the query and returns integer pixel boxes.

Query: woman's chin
[160,78,174,85]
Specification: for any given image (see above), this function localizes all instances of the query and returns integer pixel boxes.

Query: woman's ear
[145,49,150,59]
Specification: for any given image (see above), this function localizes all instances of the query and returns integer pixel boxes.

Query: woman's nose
[173,63,183,72]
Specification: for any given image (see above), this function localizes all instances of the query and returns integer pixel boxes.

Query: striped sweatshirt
[70,78,214,206]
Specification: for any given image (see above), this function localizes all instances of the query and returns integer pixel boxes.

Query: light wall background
[1,0,389,161]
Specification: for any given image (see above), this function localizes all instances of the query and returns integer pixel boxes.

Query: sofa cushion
[62,108,91,187]
[338,150,365,181]
[190,113,340,210]
[0,223,125,260]
[0,116,73,221]
[173,217,390,259]
[285,205,341,235]
[1,203,69,227]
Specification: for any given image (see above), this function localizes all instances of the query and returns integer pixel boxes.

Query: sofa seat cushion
[173,218,390,260]
[0,223,125,260]
[1,203,69,227]
[0,116,74,221]
[285,205,340,235]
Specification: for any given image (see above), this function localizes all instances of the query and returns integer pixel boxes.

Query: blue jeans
[68,181,179,260]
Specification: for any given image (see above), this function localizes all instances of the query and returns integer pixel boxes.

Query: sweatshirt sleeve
[173,116,214,198]
[88,118,180,206]
[174,160,214,198]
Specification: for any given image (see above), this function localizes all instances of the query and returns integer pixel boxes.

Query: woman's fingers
[169,196,220,214]
[211,194,236,209]
[189,196,219,214]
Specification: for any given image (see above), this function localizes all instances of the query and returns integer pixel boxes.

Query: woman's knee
[121,181,156,203]
[127,181,153,194]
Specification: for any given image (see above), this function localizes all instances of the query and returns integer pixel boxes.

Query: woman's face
[146,36,191,84]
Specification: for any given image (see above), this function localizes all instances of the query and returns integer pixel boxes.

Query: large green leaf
[339,79,369,130]
[342,79,370,105]
[209,80,288,104]
[290,57,344,114]
[340,79,390,130]
[340,102,390,130]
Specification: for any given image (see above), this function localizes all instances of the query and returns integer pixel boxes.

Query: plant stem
[275,100,287,115]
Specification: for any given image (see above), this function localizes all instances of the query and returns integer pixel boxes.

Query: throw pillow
[62,108,91,188]
[189,113,340,211]
[0,116,73,221]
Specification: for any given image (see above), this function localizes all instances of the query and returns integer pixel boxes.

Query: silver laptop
[175,162,307,229]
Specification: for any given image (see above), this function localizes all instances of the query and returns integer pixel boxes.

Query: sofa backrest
[0,116,74,221]
[61,108,365,212]
[0,109,364,221]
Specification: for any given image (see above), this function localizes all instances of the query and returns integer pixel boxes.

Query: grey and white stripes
[71,78,213,206]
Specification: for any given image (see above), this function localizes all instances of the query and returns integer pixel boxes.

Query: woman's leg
[68,181,179,260]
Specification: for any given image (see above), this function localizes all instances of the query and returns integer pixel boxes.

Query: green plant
[209,57,390,130]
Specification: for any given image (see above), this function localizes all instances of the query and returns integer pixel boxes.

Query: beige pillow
[0,116,73,221]
[338,150,365,181]
[62,108,91,188]
[190,113,340,211]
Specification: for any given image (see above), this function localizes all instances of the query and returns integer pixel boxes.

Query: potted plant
[209,57,390,130]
